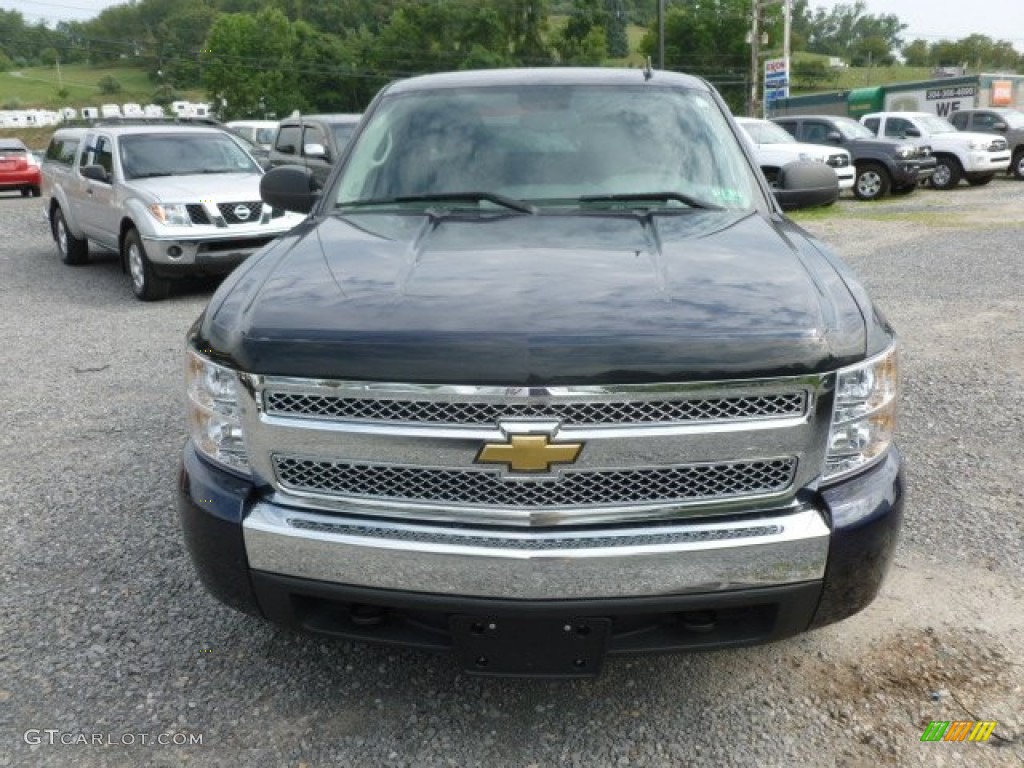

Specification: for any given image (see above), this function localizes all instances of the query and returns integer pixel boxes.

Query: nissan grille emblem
[233,204,251,221]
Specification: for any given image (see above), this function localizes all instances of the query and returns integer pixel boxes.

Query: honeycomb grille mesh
[273,456,797,508]
[218,201,262,223]
[264,392,806,426]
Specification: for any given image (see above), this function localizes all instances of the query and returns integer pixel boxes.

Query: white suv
[42,123,305,300]
[736,117,855,192]
[860,111,1011,189]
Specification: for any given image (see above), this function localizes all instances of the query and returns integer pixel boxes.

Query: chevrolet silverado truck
[41,121,303,300]
[860,111,1010,189]
[179,68,903,678]
[772,114,936,200]
[949,107,1024,179]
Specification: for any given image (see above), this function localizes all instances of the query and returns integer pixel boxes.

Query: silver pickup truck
[41,122,304,300]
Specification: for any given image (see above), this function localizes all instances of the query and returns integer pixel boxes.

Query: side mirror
[303,142,328,160]
[773,161,839,211]
[826,130,842,143]
[903,126,921,138]
[81,164,110,183]
[260,165,320,214]
[993,121,1008,133]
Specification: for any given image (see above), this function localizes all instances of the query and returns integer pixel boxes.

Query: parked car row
[756,108,1023,200]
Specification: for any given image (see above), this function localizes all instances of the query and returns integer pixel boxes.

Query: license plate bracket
[449,615,611,678]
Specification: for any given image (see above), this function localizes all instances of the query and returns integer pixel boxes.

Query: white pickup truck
[860,111,1010,190]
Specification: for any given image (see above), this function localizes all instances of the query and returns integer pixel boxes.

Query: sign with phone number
[926,86,976,100]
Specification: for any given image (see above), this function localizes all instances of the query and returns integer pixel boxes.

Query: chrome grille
[263,391,807,425]
[989,138,1008,152]
[273,456,797,508]
[218,201,262,224]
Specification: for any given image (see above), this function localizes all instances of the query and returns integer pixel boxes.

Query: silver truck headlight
[824,344,899,482]
[148,203,192,226]
[895,146,915,159]
[186,349,250,476]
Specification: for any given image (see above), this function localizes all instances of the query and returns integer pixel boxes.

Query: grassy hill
[0,63,205,111]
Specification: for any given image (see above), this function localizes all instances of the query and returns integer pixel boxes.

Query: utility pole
[749,0,760,117]
[658,0,665,69]
[750,0,792,117]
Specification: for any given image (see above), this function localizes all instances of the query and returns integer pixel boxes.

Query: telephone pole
[658,0,665,69]
[749,0,792,117]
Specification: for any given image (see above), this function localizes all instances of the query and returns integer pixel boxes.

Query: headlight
[823,344,899,482]
[186,348,250,475]
[895,146,915,159]
[148,203,192,226]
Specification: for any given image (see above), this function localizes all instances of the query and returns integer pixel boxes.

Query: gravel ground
[0,184,1021,768]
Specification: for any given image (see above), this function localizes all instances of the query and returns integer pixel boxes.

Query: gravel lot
[1,183,1021,768]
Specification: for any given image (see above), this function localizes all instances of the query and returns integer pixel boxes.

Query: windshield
[917,115,957,134]
[1000,110,1024,129]
[335,84,758,210]
[119,133,260,179]
[740,120,797,144]
[832,117,875,139]
[254,127,276,145]
[332,123,358,150]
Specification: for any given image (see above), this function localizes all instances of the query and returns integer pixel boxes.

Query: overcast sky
[3,0,1024,51]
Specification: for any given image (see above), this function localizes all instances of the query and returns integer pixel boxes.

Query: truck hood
[126,173,264,202]
[200,210,868,384]
[926,130,1005,149]
[751,141,847,164]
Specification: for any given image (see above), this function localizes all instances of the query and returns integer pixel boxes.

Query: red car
[0,138,41,197]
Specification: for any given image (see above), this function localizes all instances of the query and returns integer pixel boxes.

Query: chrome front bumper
[243,503,830,600]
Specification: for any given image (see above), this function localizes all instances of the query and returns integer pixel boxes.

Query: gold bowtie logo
[476,435,583,473]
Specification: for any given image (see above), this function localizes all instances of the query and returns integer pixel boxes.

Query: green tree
[156,1,220,88]
[556,0,608,63]
[604,0,629,58]
[202,8,295,120]
[901,39,930,67]
[288,21,372,113]
[640,0,764,112]
[98,75,122,94]
[852,35,895,67]
[798,1,905,62]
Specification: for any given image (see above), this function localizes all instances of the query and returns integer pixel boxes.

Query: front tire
[853,162,890,201]
[1012,149,1024,180]
[123,228,170,301]
[930,156,962,190]
[53,207,89,265]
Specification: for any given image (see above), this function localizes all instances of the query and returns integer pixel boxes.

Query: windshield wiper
[342,192,536,214]
[577,192,723,210]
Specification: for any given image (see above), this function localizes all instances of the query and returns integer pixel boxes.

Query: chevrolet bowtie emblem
[476,435,583,473]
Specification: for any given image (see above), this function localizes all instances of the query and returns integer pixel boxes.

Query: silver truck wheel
[54,208,89,265]
[854,164,889,201]
[930,157,961,190]
[124,229,170,301]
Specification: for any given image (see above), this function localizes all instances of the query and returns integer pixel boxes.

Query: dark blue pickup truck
[179,68,903,677]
